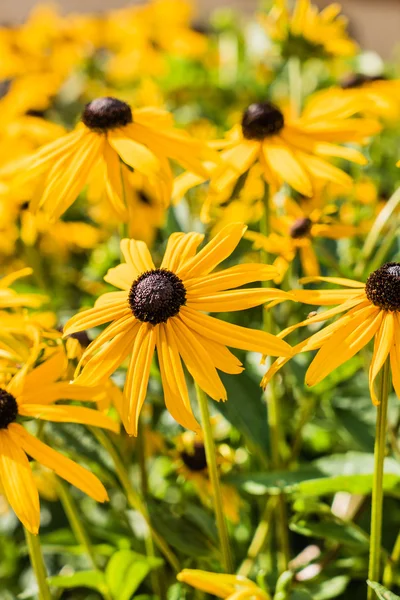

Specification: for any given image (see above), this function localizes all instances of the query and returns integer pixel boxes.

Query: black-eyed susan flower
[306,76,400,121]
[63,223,293,436]
[262,264,400,405]
[177,569,270,599]
[0,350,118,533]
[260,0,357,61]
[174,429,242,523]
[246,195,359,282]
[0,97,213,221]
[208,94,380,199]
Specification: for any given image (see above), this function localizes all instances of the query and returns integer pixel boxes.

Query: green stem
[383,528,400,588]
[367,358,391,599]
[260,183,290,573]
[24,528,52,600]
[92,429,180,573]
[56,480,98,570]
[195,384,233,573]
[288,56,302,116]
[238,496,275,577]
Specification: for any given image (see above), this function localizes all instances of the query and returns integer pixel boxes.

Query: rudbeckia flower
[246,195,359,282]
[306,75,400,121]
[0,97,212,221]
[208,95,380,199]
[262,264,400,405]
[64,223,293,436]
[0,351,119,533]
[177,569,270,599]
[174,429,242,523]
[260,0,357,61]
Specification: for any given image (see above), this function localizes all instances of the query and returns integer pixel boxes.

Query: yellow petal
[0,428,40,533]
[157,324,200,431]
[10,424,108,503]
[179,223,247,280]
[161,232,204,273]
[186,288,292,312]
[63,299,130,336]
[185,264,278,294]
[108,129,162,178]
[123,323,156,435]
[179,306,292,357]
[120,238,155,274]
[369,312,395,405]
[306,305,382,386]
[18,404,119,433]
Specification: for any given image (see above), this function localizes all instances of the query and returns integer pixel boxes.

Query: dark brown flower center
[241,102,284,140]
[290,217,312,239]
[0,389,18,429]
[82,97,133,131]
[340,73,386,89]
[129,269,186,325]
[181,442,207,471]
[365,262,400,311]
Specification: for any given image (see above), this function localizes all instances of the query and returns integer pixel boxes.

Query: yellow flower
[260,0,357,61]
[64,223,292,435]
[0,268,47,310]
[106,0,208,83]
[262,264,400,405]
[174,429,242,523]
[0,97,212,221]
[0,350,119,533]
[246,195,359,282]
[208,94,380,199]
[306,77,400,121]
[177,569,270,599]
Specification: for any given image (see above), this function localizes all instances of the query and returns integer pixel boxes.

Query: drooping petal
[0,428,40,533]
[390,313,400,399]
[306,305,382,386]
[179,306,292,357]
[169,317,227,401]
[23,348,67,388]
[108,129,162,178]
[10,424,108,502]
[123,323,156,436]
[262,138,313,197]
[369,312,395,405]
[157,324,200,431]
[76,321,140,385]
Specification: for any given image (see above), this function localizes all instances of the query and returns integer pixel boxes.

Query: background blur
[0,0,400,59]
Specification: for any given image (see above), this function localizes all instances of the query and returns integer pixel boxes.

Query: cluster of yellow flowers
[1,0,400,597]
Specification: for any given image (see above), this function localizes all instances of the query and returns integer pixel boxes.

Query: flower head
[64,223,293,435]
[208,93,380,200]
[262,265,400,405]
[0,97,213,221]
[260,0,357,61]
[0,350,118,532]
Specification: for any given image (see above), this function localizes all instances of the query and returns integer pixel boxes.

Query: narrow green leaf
[48,570,105,592]
[367,581,400,599]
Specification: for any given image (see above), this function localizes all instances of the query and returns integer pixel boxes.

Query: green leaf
[106,550,162,600]
[367,581,400,599]
[227,452,400,496]
[48,570,106,592]
[290,589,314,600]
[290,520,369,548]
[306,576,350,600]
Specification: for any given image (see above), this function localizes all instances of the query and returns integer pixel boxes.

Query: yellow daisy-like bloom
[262,263,400,405]
[0,97,212,221]
[177,569,270,599]
[306,76,400,121]
[260,0,357,61]
[209,95,380,199]
[0,351,119,533]
[246,195,359,282]
[174,430,242,523]
[64,223,293,436]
